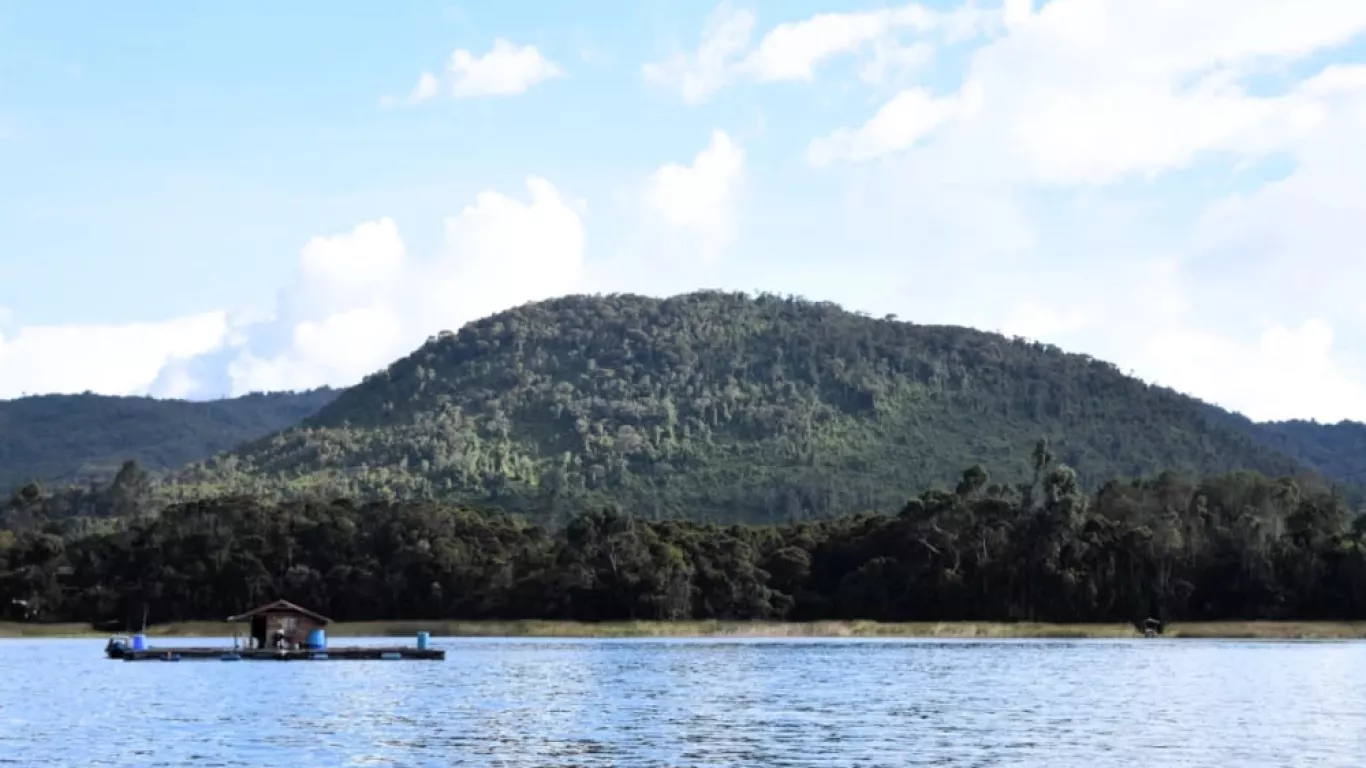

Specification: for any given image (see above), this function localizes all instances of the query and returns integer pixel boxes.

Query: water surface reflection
[1,637,1363,766]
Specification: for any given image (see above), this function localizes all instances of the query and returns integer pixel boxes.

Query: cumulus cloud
[448,39,564,97]
[217,177,585,396]
[385,39,563,105]
[0,312,228,399]
[979,258,1366,423]
[0,178,584,400]
[641,129,746,261]
[1142,320,1366,423]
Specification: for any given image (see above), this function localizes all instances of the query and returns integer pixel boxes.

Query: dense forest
[0,388,336,491]
[4,442,1364,626]
[165,291,1354,525]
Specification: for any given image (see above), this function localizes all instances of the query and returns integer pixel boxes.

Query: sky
[2,0,1366,423]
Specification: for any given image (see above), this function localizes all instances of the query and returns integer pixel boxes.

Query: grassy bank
[4,619,1366,640]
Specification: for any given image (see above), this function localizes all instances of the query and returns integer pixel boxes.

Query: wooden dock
[119,645,445,661]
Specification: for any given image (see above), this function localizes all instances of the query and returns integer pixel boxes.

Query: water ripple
[1,637,1364,766]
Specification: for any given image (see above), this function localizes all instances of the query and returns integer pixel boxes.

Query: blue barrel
[131,634,147,651]
[416,631,430,650]
[305,628,326,649]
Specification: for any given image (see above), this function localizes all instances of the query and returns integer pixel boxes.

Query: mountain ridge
[0,388,338,492]
[168,291,1358,523]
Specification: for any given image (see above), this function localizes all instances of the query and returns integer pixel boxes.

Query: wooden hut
[227,599,332,650]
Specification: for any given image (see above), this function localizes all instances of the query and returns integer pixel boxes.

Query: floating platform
[105,602,444,661]
[117,646,444,661]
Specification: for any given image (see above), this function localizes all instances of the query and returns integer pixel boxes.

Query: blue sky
[3,0,1366,422]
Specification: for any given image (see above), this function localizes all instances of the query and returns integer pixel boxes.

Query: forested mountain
[168,291,1339,526]
[0,388,337,491]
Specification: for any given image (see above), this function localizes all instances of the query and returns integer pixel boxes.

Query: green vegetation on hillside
[0,388,336,491]
[5,450,1364,626]
[1242,420,1366,488]
[172,291,1322,526]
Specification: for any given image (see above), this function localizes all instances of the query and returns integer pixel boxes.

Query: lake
[1,636,1363,766]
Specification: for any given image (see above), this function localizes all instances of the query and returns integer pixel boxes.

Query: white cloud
[643,4,755,105]
[221,177,585,395]
[1,143,726,400]
[449,39,563,98]
[641,130,746,262]
[1142,320,1366,423]
[1,179,583,400]
[739,5,939,82]
[986,259,1366,423]
[806,82,982,166]
[0,312,228,399]
[385,39,562,104]
[643,1,990,103]
[810,0,1366,183]
[1001,0,1033,29]
[382,71,441,108]
[409,178,586,335]
[411,71,440,103]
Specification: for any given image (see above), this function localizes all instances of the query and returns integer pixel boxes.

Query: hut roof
[226,599,332,625]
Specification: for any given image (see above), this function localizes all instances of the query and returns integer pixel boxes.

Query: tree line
[3,442,1364,626]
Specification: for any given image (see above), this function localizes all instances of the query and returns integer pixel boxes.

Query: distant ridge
[0,388,338,491]
[1198,404,1366,491]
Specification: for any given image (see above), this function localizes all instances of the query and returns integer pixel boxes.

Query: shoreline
[3,619,1366,640]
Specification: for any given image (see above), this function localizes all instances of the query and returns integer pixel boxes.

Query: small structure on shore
[104,600,442,661]
[227,599,331,650]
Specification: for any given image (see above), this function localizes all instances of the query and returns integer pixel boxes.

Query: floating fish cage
[103,602,443,662]
[112,645,443,662]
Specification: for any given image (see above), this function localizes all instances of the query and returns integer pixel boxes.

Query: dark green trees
[3,457,1363,626]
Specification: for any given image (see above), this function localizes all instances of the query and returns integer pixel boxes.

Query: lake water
[1,636,1364,766]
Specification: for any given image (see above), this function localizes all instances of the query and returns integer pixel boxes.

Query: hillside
[0,388,337,491]
[1194,405,1366,492]
[1251,418,1366,483]
[168,291,1332,525]
[1241,420,1366,488]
